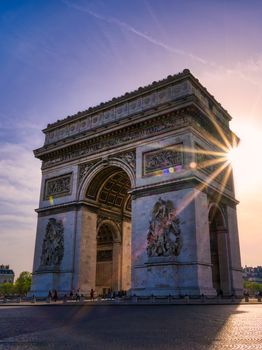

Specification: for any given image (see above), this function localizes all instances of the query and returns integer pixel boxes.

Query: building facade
[0,265,15,284]
[31,69,243,297]
[243,266,262,283]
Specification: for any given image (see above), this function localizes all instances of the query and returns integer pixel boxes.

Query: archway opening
[96,223,115,296]
[208,206,231,296]
[85,166,132,296]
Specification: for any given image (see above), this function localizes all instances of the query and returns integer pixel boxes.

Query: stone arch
[208,203,231,295]
[97,219,121,243]
[208,203,226,229]
[85,166,131,213]
[96,220,122,295]
[77,157,135,202]
[76,161,132,295]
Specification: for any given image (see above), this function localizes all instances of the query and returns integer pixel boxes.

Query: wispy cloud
[0,141,41,275]
[62,0,209,65]
[62,0,262,91]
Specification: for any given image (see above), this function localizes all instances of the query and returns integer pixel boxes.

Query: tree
[244,281,262,295]
[0,282,14,296]
[14,271,32,295]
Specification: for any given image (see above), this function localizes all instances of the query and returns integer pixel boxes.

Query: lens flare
[49,196,54,205]
[226,147,238,164]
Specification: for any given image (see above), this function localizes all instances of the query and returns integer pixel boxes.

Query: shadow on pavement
[0,304,246,349]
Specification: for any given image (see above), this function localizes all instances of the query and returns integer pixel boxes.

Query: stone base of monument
[30,271,73,297]
[131,262,217,297]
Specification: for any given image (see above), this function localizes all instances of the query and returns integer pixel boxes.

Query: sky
[0,0,262,277]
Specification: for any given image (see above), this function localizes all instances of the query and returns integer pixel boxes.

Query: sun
[226,146,238,165]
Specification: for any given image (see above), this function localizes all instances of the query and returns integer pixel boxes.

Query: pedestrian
[53,289,58,302]
[90,288,94,301]
[69,290,73,299]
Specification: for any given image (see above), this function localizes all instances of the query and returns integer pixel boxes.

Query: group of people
[48,289,58,302]
[69,289,83,301]
[47,288,261,302]
[102,289,127,299]
[47,288,94,302]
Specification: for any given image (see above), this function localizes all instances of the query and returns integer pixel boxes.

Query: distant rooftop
[0,265,14,275]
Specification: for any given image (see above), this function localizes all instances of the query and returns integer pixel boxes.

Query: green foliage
[0,282,14,296]
[244,280,262,294]
[14,271,32,295]
[0,271,32,296]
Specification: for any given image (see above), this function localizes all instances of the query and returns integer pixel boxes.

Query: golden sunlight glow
[173,118,241,216]
[226,146,238,165]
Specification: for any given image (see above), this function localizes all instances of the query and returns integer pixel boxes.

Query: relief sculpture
[146,198,182,257]
[144,144,183,176]
[117,151,136,172]
[39,218,64,268]
[44,174,72,199]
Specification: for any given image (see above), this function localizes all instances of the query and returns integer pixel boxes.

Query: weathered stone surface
[39,218,64,269]
[31,70,242,298]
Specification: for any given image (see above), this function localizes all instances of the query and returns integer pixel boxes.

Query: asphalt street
[0,304,261,349]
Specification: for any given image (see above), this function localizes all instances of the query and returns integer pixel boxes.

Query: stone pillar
[227,206,243,296]
[194,191,216,296]
[217,227,232,295]
[77,208,97,293]
[112,242,121,292]
[121,220,131,292]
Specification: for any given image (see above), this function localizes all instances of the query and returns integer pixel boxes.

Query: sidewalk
[0,297,261,306]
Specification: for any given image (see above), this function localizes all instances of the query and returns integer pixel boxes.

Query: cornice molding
[38,107,191,169]
[41,70,232,147]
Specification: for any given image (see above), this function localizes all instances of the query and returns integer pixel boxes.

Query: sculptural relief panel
[146,198,182,258]
[39,218,64,270]
[143,143,183,176]
[44,173,72,200]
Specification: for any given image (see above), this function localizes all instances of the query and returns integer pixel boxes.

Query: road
[0,304,261,349]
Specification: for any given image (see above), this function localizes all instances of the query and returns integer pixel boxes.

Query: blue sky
[1,0,262,276]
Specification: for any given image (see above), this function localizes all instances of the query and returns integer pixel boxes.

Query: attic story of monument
[31,69,243,297]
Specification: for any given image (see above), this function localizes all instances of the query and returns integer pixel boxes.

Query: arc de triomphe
[31,69,243,297]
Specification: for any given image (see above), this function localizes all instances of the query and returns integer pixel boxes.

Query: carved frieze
[147,198,182,258]
[39,218,64,269]
[143,144,183,176]
[42,114,188,169]
[44,173,72,200]
[44,81,191,145]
